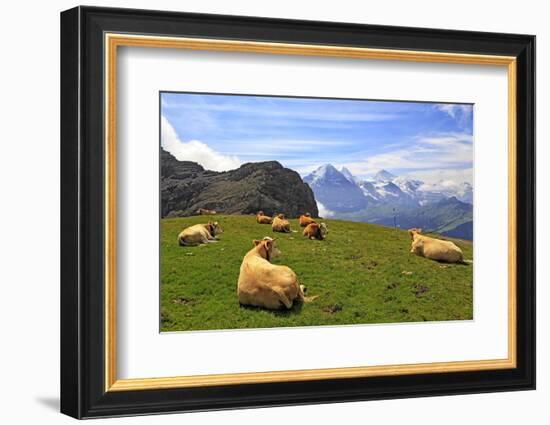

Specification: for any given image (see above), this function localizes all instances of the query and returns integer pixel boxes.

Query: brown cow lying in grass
[197,208,217,215]
[256,211,273,224]
[299,213,316,227]
[272,213,291,233]
[178,221,223,246]
[408,228,467,263]
[237,237,305,310]
[303,222,328,240]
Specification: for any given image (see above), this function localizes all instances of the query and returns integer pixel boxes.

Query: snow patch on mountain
[340,166,357,184]
[373,169,396,182]
[304,165,369,212]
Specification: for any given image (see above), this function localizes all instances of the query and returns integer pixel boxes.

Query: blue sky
[161,92,473,184]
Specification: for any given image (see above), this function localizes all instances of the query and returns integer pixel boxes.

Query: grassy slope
[161,215,473,332]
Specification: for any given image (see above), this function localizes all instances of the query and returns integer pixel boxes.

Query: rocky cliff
[161,149,319,218]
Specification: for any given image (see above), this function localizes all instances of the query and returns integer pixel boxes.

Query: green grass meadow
[160,215,473,332]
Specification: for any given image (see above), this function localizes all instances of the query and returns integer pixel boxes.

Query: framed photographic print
[60,6,536,419]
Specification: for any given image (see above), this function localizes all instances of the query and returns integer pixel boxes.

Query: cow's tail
[460,259,473,265]
[298,283,319,303]
[303,295,320,303]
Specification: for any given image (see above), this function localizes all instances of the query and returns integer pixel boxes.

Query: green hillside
[161,215,473,332]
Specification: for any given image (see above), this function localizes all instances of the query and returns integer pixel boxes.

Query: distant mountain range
[303,164,473,240]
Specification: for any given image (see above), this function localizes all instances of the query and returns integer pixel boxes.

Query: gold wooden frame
[104,33,517,392]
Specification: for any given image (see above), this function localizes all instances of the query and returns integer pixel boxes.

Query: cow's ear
[253,239,261,246]
[264,239,272,250]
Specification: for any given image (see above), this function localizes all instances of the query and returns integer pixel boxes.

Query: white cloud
[220,139,354,160]
[316,201,335,218]
[435,104,473,129]
[161,116,241,172]
[340,133,473,177]
[436,104,472,119]
[420,132,472,146]
[402,168,473,187]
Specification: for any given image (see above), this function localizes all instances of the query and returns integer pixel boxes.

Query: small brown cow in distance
[299,213,316,227]
[272,214,291,233]
[303,222,328,240]
[178,221,223,246]
[256,211,273,224]
[197,208,217,215]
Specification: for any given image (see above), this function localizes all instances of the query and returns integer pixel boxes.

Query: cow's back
[299,216,315,227]
[257,215,272,224]
[272,217,290,232]
[178,224,207,244]
[423,238,463,262]
[237,254,299,309]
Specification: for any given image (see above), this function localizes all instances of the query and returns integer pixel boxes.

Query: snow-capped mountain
[373,169,396,182]
[303,164,473,240]
[304,165,473,213]
[357,180,418,207]
[393,177,423,197]
[304,166,416,212]
[357,180,380,201]
[340,166,357,184]
[436,181,473,204]
[304,164,473,209]
[413,180,473,205]
[305,164,340,185]
[383,171,473,205]
[303,164,368,212]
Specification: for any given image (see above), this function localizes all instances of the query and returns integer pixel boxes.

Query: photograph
[160,92,474,332]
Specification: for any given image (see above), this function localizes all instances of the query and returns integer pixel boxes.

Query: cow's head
[277,213,285,220]
[319,222,328,239]
[304,213,311,217]
[408,228,422,240]
[253,237,280,261]
[208,221,223,235]
[257,210,264,216]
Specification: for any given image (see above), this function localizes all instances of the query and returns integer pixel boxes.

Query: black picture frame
[60,5,535,419]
